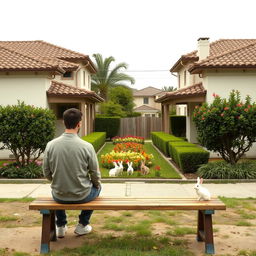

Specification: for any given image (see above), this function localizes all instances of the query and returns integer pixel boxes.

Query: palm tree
[162,86,177,92]
[91,54,135,101]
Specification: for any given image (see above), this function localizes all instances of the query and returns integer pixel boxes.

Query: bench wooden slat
[29,197,226,211]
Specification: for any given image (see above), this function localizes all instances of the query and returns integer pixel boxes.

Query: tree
[99,101,126,117]
[193,90,256,165]
[109,86,135,114]
[0,101,56,167]
[162,86,177,92]
[91,54,135,101]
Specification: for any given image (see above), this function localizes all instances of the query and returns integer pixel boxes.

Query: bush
[168,141,198,161]
[170,115,186,137]
[151,132,183,156]
[82,132,106,152]
[197,161,256,179]
[95,117,120,139]
[0,101,55,167]
[173,147,209,173]
[193,90,256,164]
[0,161,43,178]
[126,112,141,117]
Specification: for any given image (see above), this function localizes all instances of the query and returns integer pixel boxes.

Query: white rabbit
[118,161,123,175]
[194,177,211,201]
[127,161,134,175]
[109,162,119,177]
[140,160,150,175]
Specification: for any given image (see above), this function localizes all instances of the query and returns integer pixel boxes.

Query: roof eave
[170,56,199,72]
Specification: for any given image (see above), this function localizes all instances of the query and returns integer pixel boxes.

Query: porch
[47,81,104,137]
[155,83,206,143]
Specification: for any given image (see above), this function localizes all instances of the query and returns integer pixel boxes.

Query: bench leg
[50,210,57,241]
[204,210,215,255]
[197,210,205,242]
[40,210,56,254]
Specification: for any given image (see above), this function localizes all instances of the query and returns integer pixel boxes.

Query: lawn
[0,197,256,255]
[98,142,181,179]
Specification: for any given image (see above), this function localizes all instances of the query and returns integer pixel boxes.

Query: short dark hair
[63,108,82,129]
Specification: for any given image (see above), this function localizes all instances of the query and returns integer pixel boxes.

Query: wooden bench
[29,197,226,254]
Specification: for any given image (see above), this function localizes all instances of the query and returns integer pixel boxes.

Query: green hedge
[173,147,209,173]
[151,132,183,156]
[168,141,198,161]
[82,132,106,152]
[95,117,120,139]
[170,115,186,137]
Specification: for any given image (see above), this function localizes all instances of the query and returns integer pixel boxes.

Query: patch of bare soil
[1,201,256,255]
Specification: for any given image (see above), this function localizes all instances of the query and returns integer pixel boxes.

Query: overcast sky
[1,0,255,89]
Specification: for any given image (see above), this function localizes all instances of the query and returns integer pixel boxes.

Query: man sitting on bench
[43,108,101,238]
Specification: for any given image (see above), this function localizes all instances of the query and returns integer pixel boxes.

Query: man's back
[43,133,101,201]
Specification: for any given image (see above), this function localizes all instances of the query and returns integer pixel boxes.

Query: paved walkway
[0,182,255,198]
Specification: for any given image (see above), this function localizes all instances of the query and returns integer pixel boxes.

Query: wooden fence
[118,116,162,139]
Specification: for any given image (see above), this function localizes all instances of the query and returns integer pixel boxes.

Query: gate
[119,116,162,139]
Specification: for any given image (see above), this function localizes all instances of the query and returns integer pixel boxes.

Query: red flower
[224,107,229,110]
[221,113,224,117]
[244,108,249,112]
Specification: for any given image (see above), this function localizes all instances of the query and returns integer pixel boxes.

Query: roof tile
[155,83,206,103]
[47,81,104,102]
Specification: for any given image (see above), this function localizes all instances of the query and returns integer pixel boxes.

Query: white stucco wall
[178,65,203,89]
[0,75,50,107]
[205,72,256,103]
[54,66,91,90]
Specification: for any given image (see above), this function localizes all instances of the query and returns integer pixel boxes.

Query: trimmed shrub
[168,141,198,161]
[170,115,186,137]
[82,132,106,152]
[197,161,256,179]
[0,101,55,167]
[126,112,141,117]
[95,117,120,139]
[151,132,183,156]
[0,161,43,178]
[173,147,209,173]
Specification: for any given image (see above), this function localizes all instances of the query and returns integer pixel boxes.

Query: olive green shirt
[43,133,101,201]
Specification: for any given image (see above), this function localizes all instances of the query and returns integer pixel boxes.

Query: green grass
[238,250,256,256]
[0,216,18,222]
[167,227,196,236]
[126,220,152,236]
[236,220,252,226]
[0,198,34,203]
[98,142,181,178]
[45,235,194,256]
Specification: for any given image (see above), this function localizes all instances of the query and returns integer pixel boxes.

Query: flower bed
[112,136,144,144]
[113,142,144,153]
[101,150,153,170]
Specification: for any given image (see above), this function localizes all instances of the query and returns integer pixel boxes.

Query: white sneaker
[56,225,67,238]
[74,224,92,236]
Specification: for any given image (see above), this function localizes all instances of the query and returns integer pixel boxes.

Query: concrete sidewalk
[0,182,255,198]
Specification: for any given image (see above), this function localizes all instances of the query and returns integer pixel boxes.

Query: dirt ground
[0,201,256,256]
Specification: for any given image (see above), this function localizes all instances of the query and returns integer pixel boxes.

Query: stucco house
[156,38,256,157]
[133,86,164,117]
[0,40,104,158]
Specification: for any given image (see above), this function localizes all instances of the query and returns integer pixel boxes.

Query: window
[62,71,73,78]
[145,114,150,117]
[152,114,155,117]
[143,97,149,104]
[83,71,86,86]
[184,70,187,86]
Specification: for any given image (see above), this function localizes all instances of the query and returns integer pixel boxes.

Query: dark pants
[52,186,101,227]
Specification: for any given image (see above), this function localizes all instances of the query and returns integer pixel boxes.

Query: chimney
[197,37,210,60]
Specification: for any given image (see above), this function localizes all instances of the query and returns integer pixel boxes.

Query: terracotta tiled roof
[0,40,96,73]
[171,39,256,73]
[134,105,160,111]
[47,81,104,102]
[155,83,206,103]
[0,45,64,72]
[133,86,163,96]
